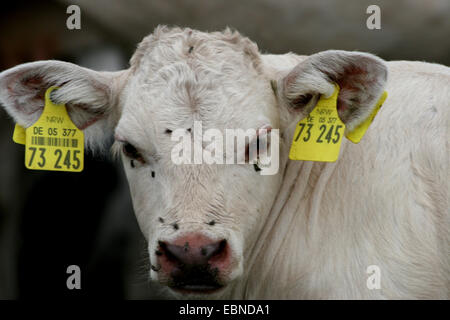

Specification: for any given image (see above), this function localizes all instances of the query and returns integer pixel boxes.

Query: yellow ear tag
[289,84,345,162]
[345,91,387,143]
[13,124,26,145]
[24,87,84,172]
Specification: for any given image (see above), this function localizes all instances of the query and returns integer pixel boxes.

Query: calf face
[0,26,387,297]
[114,28,282,295]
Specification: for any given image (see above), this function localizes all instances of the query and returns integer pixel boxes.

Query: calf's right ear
[0,60,129,150]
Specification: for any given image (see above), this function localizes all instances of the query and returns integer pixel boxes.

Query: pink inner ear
[7,73,47,117]
[65,103,105,130]
[335,65,369,112]
[77,116,101,130]
[7,70,104,130]
[337,93,351,112]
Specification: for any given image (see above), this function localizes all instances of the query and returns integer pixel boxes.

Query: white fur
[0,26,448,299]
[239,56,449,299]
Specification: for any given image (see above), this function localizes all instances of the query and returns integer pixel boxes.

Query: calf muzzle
[157,233,230,292]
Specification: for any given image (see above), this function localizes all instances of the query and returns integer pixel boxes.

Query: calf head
[0,26,387,297]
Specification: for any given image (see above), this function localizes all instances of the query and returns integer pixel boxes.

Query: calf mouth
[168,266,225,294]
[170,283,224,294]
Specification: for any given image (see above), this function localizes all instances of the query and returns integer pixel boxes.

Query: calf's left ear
[278,50,387,131]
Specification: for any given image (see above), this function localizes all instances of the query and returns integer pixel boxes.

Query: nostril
[158,240,166,249]
[218,239,227,251]
[159,241,185,263]
[201,239,227,260]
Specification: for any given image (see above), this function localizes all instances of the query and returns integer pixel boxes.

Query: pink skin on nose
[157,233,231,279]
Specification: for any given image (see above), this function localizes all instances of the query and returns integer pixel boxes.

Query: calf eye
[122,142,145,164]
[246,134,268,161]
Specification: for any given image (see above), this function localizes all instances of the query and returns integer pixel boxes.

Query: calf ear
[0,60,129,151]
[278,50,387,131]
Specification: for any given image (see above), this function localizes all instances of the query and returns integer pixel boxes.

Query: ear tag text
[24,87,84,172]
[289,85,345,162]
[345,91,387,143]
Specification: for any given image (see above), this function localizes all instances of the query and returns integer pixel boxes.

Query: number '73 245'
[27,147,81,170]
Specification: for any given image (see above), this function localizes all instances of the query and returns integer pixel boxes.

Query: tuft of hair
[130,25,262,74]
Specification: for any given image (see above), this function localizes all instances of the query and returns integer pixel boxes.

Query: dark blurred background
[0,0,449,299]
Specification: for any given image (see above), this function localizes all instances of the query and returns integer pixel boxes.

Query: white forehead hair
[117,26,276,147]
[129,25,262,77]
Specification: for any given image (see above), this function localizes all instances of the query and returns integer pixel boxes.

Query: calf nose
[159,238,227,267]
[156,234,231,291]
